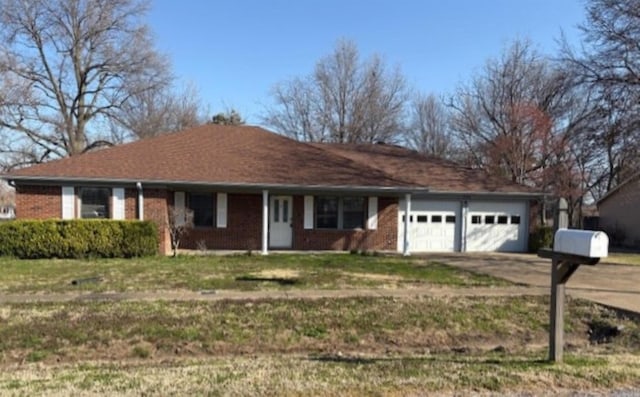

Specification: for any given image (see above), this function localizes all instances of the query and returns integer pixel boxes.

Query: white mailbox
[554,229,609,258]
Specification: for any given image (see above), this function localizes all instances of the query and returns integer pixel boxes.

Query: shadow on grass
[235,276,300,286]
[307,353,550,367]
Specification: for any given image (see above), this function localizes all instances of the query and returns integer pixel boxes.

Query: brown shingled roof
[7,125,414,189]
[312,143,538,194]
[6,125,539,195]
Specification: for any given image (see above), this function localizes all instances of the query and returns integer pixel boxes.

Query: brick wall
[14,186,400,254]
[125,188,138,220]
[292,196,398,251]
[143,188,170,255]
[181,193,262,251]
[15,185,62,219]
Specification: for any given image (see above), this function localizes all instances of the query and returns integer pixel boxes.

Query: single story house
[2,125,541,255]
[598,172,640,248]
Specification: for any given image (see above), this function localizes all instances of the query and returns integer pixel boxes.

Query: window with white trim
[315,196,365,229]
[189,193,215,227]
[79,187,110,219]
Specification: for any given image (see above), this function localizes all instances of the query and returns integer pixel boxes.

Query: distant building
[0,204,15,220]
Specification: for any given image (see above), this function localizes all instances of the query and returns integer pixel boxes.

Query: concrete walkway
[430,253,640,315]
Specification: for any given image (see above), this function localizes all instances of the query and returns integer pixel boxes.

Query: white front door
[269,195,293,248]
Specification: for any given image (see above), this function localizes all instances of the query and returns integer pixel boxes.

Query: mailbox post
[538,225,609,363]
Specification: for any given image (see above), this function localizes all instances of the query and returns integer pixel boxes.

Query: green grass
[0,296,638,363]
[0,296,638,395]
[605,253,640,266]
[0,253,509,293]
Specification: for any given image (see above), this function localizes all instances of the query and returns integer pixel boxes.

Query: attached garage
[465,201,528,252]
[398,198,529,253]
[398,199,461,253]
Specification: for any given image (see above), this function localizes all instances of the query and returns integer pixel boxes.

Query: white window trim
[367,197,378,230]
[216,193,227,228]
[112,188,125,220]
[61,186,75,219]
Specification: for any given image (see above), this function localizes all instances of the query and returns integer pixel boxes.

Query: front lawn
[0,295,638,395]
[0,253,508,293]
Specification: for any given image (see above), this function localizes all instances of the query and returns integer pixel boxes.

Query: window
[446,215,456,223]
[416,215,428,223]
[342,197,365,229]
[497,215,509,224]
[485,215,495,224]
[471,215,482,224]
[402,215,414,223]
[273,198,280,222]
[316,196,338,229]
[80,187,110,218]
[316,196,365,229]
[189,193,214,227]
[431,215,442,223]
[511,215,521,225]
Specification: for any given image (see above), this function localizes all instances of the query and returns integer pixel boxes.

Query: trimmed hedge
[528,225,554,253]
[0,220,158,259]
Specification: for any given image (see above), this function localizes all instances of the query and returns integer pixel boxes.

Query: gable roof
[313,143,538,194]
[4,125,539,196]
[597,171,640,206]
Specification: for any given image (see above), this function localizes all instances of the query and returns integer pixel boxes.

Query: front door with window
[269,195,293,248]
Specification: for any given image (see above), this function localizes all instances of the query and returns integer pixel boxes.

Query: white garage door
[466,201,527,252]
[398,200,460,252]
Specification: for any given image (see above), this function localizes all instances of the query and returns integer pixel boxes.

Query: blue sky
[148,0,586,124]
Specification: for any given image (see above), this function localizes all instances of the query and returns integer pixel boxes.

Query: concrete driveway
[430,253,640,315]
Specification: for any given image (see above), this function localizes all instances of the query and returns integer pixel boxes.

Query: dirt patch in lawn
[253,269,301,279]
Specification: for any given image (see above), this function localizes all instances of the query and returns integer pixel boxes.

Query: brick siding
[292,196,398,251]
[181,193,262,251]
[14,186,399,254]
[15,185,62,219]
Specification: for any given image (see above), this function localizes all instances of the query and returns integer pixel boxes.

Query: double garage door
[398,200,528,253]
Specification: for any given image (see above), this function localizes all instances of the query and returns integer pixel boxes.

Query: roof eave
[420,189,544,199]
[2,175,430,195]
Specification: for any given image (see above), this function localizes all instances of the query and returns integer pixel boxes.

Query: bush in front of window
[0,220,158,259]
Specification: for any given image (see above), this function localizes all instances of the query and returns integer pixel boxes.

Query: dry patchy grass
[0,295,638,394]
[0,353,639,396]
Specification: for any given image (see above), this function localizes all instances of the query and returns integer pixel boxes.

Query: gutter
[2,175,431,195]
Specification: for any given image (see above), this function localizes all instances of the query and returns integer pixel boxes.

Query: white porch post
[262,190,269,255]
[403,193,411,256]
[136,182,144,220]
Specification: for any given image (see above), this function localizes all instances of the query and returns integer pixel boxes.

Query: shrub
[0,219,158,259]
[529,225,554,253]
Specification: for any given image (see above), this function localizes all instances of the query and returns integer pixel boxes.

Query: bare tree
[449,40,589,187]
[405,94,454,158]
[560,0,640,197]
[264,39,408,143]
[0,180,14,207]
[115,83,206,140]
[167,205,194,257]
[0,0,172,167]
